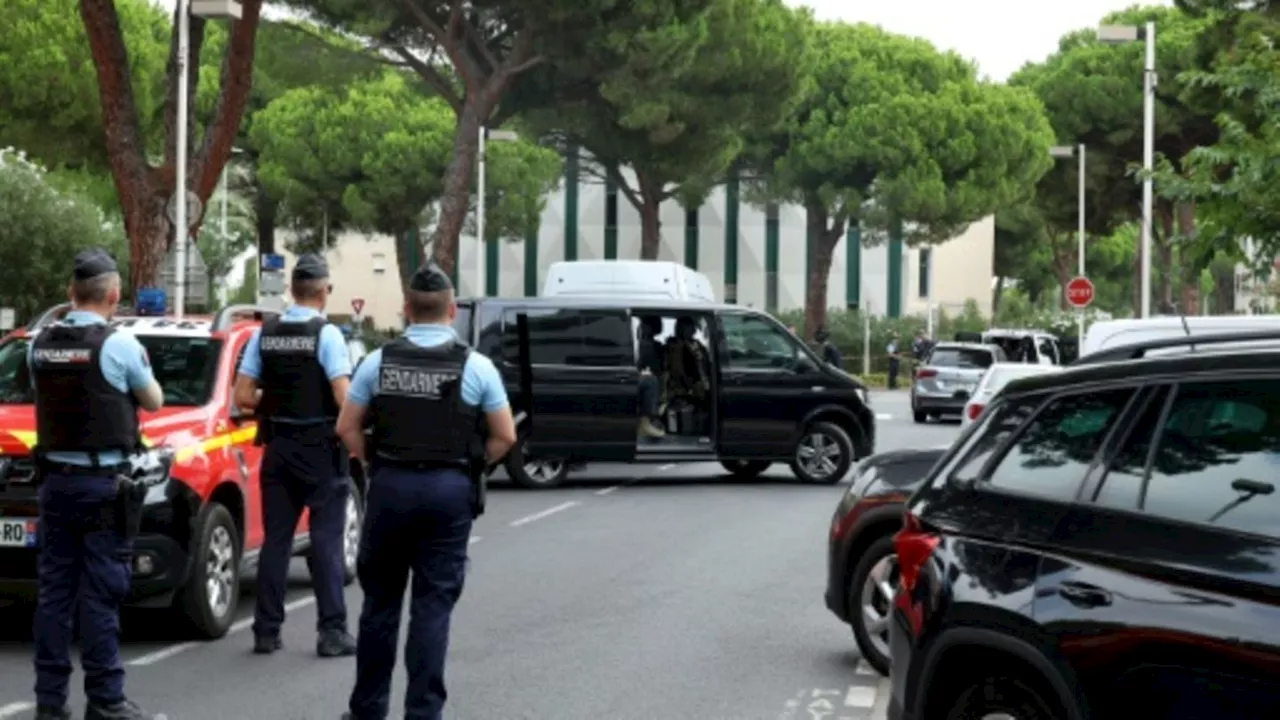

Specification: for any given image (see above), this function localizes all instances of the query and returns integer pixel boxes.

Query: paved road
[0,391,961,720]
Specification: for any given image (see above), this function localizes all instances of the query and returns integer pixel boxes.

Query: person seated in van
[665,316,710,405]
[636,316,666,438]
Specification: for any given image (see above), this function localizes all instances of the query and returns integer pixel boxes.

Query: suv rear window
[0,335,222,407]
[928,347,994,369]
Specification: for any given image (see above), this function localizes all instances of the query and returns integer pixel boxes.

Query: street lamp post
[1098,21,1156,318]
[1051,144,1087,348]
[476,128,518,297]
[174,0,242,318]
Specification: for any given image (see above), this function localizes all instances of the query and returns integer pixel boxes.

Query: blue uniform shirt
[238,305,352,423]
[27,311,158,467]
[347,324,507,413]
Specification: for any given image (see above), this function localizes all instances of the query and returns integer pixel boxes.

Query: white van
[1081,315,1280,356]
[541,260,716,302]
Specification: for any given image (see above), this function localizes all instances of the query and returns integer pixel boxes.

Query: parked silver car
[910,342,1006,423]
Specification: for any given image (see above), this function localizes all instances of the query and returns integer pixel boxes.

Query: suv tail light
[915,368,937,379]
[966,403,984,420]
[893,511,939,595]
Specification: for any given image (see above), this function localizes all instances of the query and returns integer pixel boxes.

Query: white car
[961,362,1062,428]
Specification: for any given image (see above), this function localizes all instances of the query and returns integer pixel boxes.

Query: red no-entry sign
[351,298,365,314]
[1065,276,1095,308]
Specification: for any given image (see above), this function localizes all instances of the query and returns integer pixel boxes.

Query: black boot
[34,706,71,720]
[253,634,283,654]
[317,628,357,657]
[83,699,166,720]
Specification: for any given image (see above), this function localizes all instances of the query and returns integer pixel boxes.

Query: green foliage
[529,0,808,232]
[755,21,1054,243]
[0,0,169,170]
[0,149,128,320]
[230,255,258,305]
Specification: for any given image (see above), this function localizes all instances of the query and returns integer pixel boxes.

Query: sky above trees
[793,0,1174,80]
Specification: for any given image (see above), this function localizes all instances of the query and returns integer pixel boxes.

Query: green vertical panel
[564,145,579,261]
[604,176,618,259]
[684,207,699,269]
[485,234,499,296]
[765,204,779,312]
[723,173,739,303]
[887,219,903,317]
[846,223,861,308]
[523,225,539,296]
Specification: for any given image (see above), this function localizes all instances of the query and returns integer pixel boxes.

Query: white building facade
[274,159,995,329]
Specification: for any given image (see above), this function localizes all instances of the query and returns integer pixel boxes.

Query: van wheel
[179,503,240,639]
[790,421,853,484]
[913,410,928,423]
[720,460,771,479]
[944,672,1060,720]
[506,439,569,489]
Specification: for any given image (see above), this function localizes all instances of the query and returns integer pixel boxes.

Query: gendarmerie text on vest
[378,365,460,400]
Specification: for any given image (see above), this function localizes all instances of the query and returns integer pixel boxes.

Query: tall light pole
[174,0,242,318]
[1051,144,1087,347]
[476,128,518,297]
[1098,21,1156,318]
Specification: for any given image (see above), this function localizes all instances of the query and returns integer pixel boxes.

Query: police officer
[232,253,357,657]
[29,249,165,720]
[336,262,515,720]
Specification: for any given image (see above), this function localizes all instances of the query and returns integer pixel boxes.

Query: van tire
[913,411,928,423]
[179,503,241,639]
[790,421,854,484]
[506,439,569,489]
[720,460,771,479]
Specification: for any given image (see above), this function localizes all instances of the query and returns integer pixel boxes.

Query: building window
[372,252,387,274]
[918,248,931,299]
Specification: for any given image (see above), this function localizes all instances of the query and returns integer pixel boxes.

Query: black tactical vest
[369,339,478,467]
[31,323,140,455]
[258,316,339,422]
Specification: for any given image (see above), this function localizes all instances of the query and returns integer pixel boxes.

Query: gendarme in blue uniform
[237,253,356,657]
[28,248,161,720]
[346,262,507,720]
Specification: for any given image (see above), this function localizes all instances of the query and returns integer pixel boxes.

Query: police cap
[292,253,330,281]
[72,248,118,281]
[409,262,453,293]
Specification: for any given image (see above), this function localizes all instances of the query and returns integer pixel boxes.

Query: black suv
[888,332,1280,720]
[453,297,875,487]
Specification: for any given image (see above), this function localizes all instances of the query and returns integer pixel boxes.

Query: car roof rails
[26,302,72,331]
[211,304,282,331]
[1072,329,1280,366]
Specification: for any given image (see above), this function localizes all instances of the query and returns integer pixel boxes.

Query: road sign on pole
[166,190,203,228]
[1065,276,1095,308]
[351,298,365,315]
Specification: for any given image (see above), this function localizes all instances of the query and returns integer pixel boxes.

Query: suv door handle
[1057,581,1112,608]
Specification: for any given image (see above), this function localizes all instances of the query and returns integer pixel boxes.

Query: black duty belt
[373,458,468,472]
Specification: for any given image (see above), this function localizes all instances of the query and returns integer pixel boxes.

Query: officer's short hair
[406,289,453,323]
[70,272,120,304]
[291,279,328,301]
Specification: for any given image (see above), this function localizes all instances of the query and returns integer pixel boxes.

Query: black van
[453,297,875,488]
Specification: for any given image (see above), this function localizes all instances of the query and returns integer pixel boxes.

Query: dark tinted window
[1095,388,1169,508]
[984,388,1135,499]
[951,395,1042,482]
[928,347,994,369]
[501,308,632,367]
[1140,380,1280,537]
[475,305,502,358]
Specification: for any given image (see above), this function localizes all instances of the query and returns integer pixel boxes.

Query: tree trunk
[803,206,844,342]
[1156,204,1175,313]
[1049,235,1073,312]
[1176,202,1199,314]
[992,276,1005,320]
[430,103,484,275]
[636,170,664,260]
[123,191,171,297]
[1212,263,1235,314]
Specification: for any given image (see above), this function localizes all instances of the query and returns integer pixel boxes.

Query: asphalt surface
[0,391,962,720]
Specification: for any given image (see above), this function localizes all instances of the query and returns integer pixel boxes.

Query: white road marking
[469,535,483,544]
[595,485,621,496]
[845,685,877,707]
[875,413,893,420]
[509,501,578,527]
[128,596,317,667]
[0,702,35,718]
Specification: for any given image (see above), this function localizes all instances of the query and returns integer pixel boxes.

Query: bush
[0,148,127,321]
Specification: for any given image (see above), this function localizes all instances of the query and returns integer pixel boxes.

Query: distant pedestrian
[814,328,842,369]
[886,333,902,389]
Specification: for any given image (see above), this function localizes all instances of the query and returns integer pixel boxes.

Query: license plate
[0,518,37,548]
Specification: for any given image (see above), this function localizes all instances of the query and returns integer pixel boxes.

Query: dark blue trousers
[33,472,130,708]
[252,427,350,638]
[348,466,473,720]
